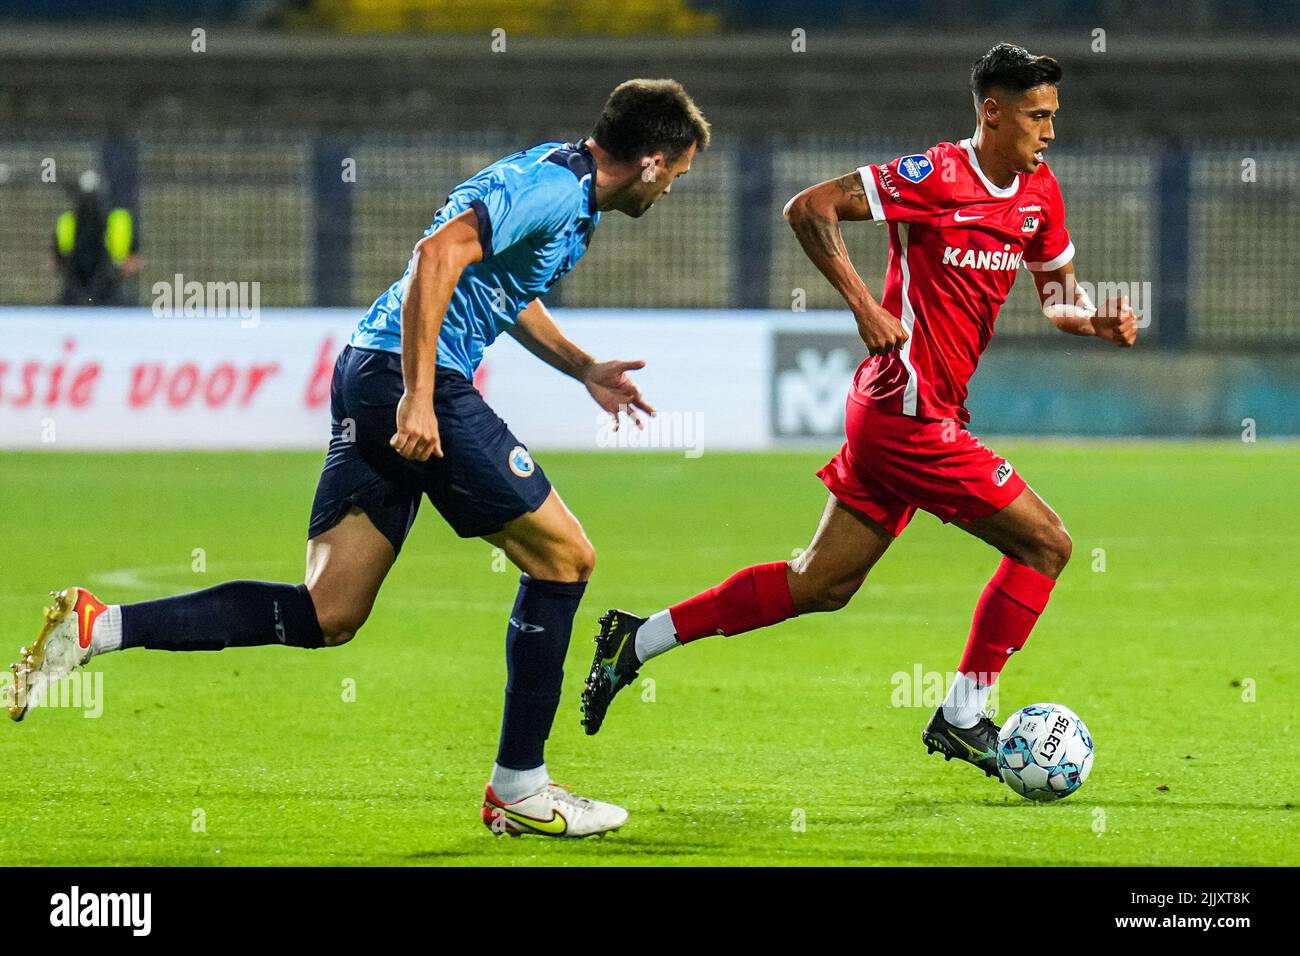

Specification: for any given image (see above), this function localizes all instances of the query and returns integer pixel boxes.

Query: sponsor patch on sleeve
[896,154,934,184]
[875,164,901,201]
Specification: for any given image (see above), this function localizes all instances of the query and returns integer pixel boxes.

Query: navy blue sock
[496,575,587,770]
[120,581,324,651]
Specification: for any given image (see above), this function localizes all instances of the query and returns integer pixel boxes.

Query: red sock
[958,557,1055,681]
[668,562,796,643]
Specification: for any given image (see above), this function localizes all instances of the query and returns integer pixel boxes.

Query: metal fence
[1,132,1295,347]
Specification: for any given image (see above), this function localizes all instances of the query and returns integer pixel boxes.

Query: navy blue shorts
[307,346,552,553]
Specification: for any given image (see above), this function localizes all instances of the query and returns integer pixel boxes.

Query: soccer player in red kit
[581,43,1138,780]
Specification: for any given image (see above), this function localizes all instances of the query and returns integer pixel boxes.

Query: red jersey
[855,139,1074,423]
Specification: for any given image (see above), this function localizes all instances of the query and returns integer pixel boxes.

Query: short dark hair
[590,79,711,164]
[970,43,1062,101]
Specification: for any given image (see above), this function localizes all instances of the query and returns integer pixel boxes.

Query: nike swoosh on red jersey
[953,211,983,222]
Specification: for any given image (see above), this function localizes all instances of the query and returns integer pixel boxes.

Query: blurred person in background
[51,170,140,306]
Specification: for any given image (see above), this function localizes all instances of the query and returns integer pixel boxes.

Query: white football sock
[490,763,548,804]
[90,605,123,657]
[633,610,680,663]
[942,672,992,729]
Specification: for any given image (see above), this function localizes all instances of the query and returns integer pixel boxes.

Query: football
[997,703,1094,801]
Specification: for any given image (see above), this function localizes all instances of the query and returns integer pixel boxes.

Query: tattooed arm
[782,171,908,355]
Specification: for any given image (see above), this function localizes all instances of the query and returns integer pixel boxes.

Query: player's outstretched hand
[1092,294,1138,347]
[584,359,656,431]
[391,390,444,461]
[855,303,910,355]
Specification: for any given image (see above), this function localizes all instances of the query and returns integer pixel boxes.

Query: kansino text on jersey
[942,246,1024,270]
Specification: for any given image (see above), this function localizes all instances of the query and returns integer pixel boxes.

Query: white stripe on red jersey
[853,139,1073,423]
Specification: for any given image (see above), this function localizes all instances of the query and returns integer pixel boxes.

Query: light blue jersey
[351,140,601,378]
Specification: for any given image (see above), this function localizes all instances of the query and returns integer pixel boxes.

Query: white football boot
[5,587,105,721]
[481,782,628,838]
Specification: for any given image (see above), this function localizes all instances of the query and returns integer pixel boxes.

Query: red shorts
[816,397,1026,537]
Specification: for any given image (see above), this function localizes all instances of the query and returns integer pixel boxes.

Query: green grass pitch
[0,443,1295,866]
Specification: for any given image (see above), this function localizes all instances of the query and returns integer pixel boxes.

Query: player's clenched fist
[855,304,910,355]
[1092,294,1139,347]
[391,391,444,461]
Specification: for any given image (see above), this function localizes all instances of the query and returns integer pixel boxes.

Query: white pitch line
[88,563,289,593]
[89,564,192,592]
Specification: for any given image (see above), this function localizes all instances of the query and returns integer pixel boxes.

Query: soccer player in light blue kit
[10,80,709,838]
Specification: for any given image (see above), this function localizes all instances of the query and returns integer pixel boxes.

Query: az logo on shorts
[508,445,536,478]
[994,461,1014,487]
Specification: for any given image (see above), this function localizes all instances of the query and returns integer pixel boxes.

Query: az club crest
[1021,215,1040,232]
